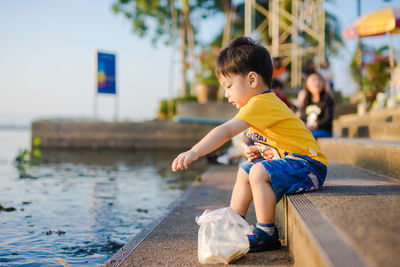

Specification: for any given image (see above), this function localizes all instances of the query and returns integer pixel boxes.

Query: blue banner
[97,52,116,94]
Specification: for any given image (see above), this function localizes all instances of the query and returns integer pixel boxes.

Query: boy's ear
[247,72,258,88]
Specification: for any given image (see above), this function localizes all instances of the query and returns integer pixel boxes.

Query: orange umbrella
[343,6,400,39]
[343,7,400,95]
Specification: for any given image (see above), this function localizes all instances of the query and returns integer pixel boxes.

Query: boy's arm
[171,118,249,171]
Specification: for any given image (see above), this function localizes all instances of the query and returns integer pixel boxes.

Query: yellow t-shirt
[235,92,328,166]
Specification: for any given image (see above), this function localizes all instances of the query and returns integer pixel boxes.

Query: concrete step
[106,161,399,266]
[319,138,400,179]
[361,122,400,141]
[281,162,400,267]
[106,165,292,267]
[333,106,400,140]
[336,106,400,125]
[335,121,400,140]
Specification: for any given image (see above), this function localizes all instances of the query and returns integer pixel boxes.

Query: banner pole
[94,50,98,120]
[114,53,118,122]
[115,93,118,122]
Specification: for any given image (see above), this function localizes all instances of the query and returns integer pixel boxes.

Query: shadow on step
[310,185,400,196]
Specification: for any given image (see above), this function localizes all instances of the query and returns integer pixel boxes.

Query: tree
[350,45,391,109]
[112,0,343,96]
[112,0,218,97]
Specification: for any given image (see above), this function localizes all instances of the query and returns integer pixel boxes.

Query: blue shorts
[240,154,327,202]
[311,129,332,139]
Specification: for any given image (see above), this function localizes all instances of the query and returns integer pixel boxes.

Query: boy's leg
[247,162,281,252]
[230,168,253,217]
[248,163,276,224]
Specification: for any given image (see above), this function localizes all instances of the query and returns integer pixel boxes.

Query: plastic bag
[195,207,253,264]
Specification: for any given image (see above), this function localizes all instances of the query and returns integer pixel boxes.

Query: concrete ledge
[336,106,400,124]
[105,186,198,266]
[332,103,357,119]
[31,120,217,150]
[319,138,400,178]
[176,102,237,120]
[363,122,400,140]
[333,106,400,140]
[285,162,400,267]
[105,165,291,266]
[286,194,366,267]
[336,121,400,140]
[106,162,400,266]
[307,182,400,267]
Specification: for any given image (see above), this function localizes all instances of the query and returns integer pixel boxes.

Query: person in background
[319,60,334,92]
[302,60,315,82]
[297,60,317,109]
[271,79,293,110]
[297,59,333,112]
[272,57,289,86]
[299,73,334,139]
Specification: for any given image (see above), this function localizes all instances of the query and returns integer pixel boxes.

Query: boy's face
[218,73,257,109]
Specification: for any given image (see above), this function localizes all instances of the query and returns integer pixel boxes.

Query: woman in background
[299,73,334,139]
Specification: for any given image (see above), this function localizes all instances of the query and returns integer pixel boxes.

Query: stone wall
[333,106,400,140]
[31,120,217,150]
[176,102,237,120]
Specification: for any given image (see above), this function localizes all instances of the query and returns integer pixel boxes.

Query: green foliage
[113,0,343,94]
[350,45,391,92]
[14,137,43,179]
[158,99,169,119]
[196,46,220,85]
[158,95,197,119]
[33,137,41,147]
[349,45,392,108]
[324,10,344,57]
[14,149,31,165]
[112,0,220,45]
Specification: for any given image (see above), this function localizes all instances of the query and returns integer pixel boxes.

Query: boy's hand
[244,145,261,162]
[171,150,199,172]
[262,149,276,160]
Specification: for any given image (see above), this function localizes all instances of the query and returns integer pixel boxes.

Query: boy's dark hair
[215,36,273,88]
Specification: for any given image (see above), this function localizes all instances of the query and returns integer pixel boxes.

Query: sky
[1,0,400,126]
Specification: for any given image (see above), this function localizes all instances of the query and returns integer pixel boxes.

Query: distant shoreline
[0,125,29,130]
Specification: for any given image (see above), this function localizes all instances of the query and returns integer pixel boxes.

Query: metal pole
[115,92,118,122]
[94,51,98,120]
[319,0,325,70]
[389,33,395,96]
[169,0,177,100]
[291,0,299,89]
[357,0,363,91]
[245,0,252,36]
[271,0,279,57]
[94,94,97,121]
[114,53,118,122]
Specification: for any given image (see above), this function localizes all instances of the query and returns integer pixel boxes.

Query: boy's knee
[237,168,250,183]
[248,163,270,184]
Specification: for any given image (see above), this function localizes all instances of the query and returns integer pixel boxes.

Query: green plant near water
[158,95,198,120]
[14,137,42,178]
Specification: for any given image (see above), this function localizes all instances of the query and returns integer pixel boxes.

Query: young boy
[171,36,327,253]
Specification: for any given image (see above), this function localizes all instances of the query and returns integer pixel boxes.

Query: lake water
[0,129,208,266]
